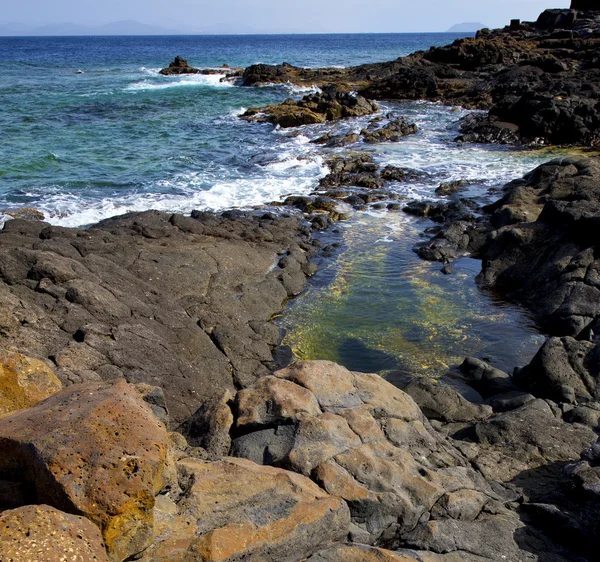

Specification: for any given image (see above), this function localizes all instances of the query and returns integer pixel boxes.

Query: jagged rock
[241,86,379,128]
[139,457,350,562]
[514,337,599,404]
[159,56,201,75]
[0,350,62,416]
[477,158,600,337]
[0,379,172,561]
[361,118,418,143]
[319,153,383,189]
[0,505,109,562]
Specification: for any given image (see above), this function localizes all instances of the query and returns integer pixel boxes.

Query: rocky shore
[233,5,600,147]
[2,4,600,562]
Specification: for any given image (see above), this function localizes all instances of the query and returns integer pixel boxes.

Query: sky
[1,0,571,33]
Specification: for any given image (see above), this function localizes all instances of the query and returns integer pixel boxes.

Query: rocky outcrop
[0,379,172,561]
[240,10,600,147]
[0,210,317,427]
[159,56,202,75]
[241,86,378,127]
[0,350,61,416]
[0,505,109,562]
[477,157,600,337]
[361,117,418,143]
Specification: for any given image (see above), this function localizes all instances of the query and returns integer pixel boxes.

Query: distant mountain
[447,22,487,33]
[0,20,182,36]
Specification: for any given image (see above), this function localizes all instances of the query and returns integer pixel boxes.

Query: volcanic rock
[0,505,109,562]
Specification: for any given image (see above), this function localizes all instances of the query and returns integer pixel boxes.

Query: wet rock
[3,207,46,221]
[0,505,109,562]
[319,153,384,189]
[0,350,62,416]
[312,131,360,147]
[435,180,472,197]
[139,457,350,562]
[361,118,418,143]
[159,56,201,75]
[241,87,379,128]
[403,377,493,423]
[0,379,172,561]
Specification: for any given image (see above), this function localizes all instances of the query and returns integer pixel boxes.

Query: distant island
[447,22,487,32]
[0,20,182,36]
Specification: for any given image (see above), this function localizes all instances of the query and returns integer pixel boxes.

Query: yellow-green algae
[279,212,544,377]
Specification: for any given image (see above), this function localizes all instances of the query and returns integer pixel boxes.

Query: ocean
[0,33,569,374]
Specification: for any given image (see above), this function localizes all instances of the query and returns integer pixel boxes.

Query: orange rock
[0,504,109,562]
[141,457,350,561]
[0,379,171,561]
[0,350,62,416]
[236,375,321,427]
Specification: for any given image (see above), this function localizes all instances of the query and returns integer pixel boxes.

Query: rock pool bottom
[278,210,545,378]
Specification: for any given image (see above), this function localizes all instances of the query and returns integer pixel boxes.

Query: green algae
[279,212,545,376]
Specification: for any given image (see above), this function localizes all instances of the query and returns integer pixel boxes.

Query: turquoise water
[0,33,470,226]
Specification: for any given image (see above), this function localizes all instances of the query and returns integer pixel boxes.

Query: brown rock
[236,375,322,427]
[141,457,350,561]
[0,350,62,416]
[0,379,171,561]
[0,504,109,562]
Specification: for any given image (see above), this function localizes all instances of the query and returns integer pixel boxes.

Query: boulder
[403,378,492,423]
[0,504,109,562]
[362,118,418,143]
[139,457,350,562]
[0,379,172,561]
[514,337,599,404]
[0,350,62,416]
[468,399,597,481]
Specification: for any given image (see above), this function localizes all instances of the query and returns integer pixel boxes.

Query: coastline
[1,5,600,562]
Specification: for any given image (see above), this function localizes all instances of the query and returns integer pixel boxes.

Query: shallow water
[277,104,577,376]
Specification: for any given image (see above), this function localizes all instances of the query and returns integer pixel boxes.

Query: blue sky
[1,0,571,33]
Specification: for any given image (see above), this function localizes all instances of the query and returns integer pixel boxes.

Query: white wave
[125,73,232,92]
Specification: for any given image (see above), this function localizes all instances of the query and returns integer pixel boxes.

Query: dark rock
[477,157,600,337]
[0,210,315,427]
[514,337,599,404]
[403,377,492,422]
[311,131,360,147]
[159,56,201,75]
[241,87,379,128]
[361,118,418,143]
[459,357,516,397]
